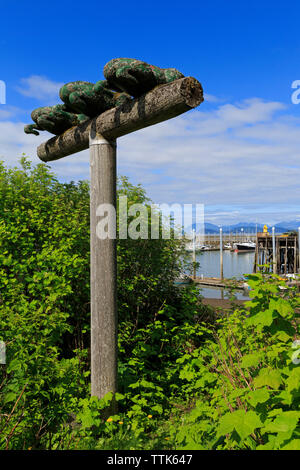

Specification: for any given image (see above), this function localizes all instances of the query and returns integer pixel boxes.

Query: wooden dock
[254,233,299,275]
[189,276,246,290]
[188,275,300,290]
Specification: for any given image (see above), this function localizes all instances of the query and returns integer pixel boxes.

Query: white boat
[185,244,208,252]
[174,272,191,284]
[234,241,256,252]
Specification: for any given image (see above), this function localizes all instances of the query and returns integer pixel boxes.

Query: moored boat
[185,244,210,252]
[234,241,256,252]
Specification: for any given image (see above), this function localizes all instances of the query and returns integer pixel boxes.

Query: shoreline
[202,298,246,309]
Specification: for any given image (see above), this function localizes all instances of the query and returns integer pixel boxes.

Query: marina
[185,226,300,278]
[254,231,299,274]
[185,233,257,252]
[188,247,255,280]
[183,229,300,303]
[180,249,255,301]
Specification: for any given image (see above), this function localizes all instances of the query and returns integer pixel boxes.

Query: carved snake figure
[103,58,184,97]
[24,104,90,136]
[25,81,131,136]
[59,80,131,116]
[24,59,184,136]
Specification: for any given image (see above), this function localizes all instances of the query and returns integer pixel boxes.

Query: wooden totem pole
[25,58,204,410]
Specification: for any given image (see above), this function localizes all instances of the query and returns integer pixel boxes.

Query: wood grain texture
[90,135,117,408]
[37,77,203,162]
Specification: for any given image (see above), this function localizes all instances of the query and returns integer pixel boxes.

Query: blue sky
[1,0,300,225]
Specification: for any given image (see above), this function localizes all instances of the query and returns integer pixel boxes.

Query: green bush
[0,158,210,449]
[2,159,298,451]
[168,273,300,450]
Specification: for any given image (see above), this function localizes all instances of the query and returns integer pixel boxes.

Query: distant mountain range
[188,221,300,234]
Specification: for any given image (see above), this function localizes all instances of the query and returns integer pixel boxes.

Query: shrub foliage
[1,159,300,450]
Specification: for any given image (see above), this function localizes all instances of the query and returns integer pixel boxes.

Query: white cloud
[0,121,47,163]
[16,75,64,101]
[116,98,300,208]
[203,93,222,103]
[0,107,19,120]
[0,120,91,182]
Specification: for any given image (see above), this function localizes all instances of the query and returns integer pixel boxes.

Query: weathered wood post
[89,132,117,404]
[298,227,300,273]
[272,226,276,274]
[220,227,223,280]
[34,76,203,404]
[192,228,196,279]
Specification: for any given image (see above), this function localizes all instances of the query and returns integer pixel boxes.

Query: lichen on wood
[37,76,204,162]
[24,58,187,137]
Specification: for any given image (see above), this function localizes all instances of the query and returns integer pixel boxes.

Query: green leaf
[246,309,276,328]
[78,409,100,429]
[269,298,293,319]
[217,410,263,441]
[257,436,277,450]
[3,391,18,404]
[100,391,114,407]
[152,404,163,414]
[115,392,125,401]
[268,409,283,418]
[281,439,300,450]
[277,390,294,406]
[269,317,295,341]
[253,368,282,390]
[179,368,195,381]
[247,388,270,407]
[217,412,235,436]
[275,330,292,343]
[263,411,300,434]
[286,368,300,392]
[240,353,262,369]
[6,358,23,374]
[195,372,216,388]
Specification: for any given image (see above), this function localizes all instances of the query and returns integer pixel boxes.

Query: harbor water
[196,250,255,279]
[193,250,255,300]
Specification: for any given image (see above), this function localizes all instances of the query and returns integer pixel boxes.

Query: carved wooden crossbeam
[37,77,203,162]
